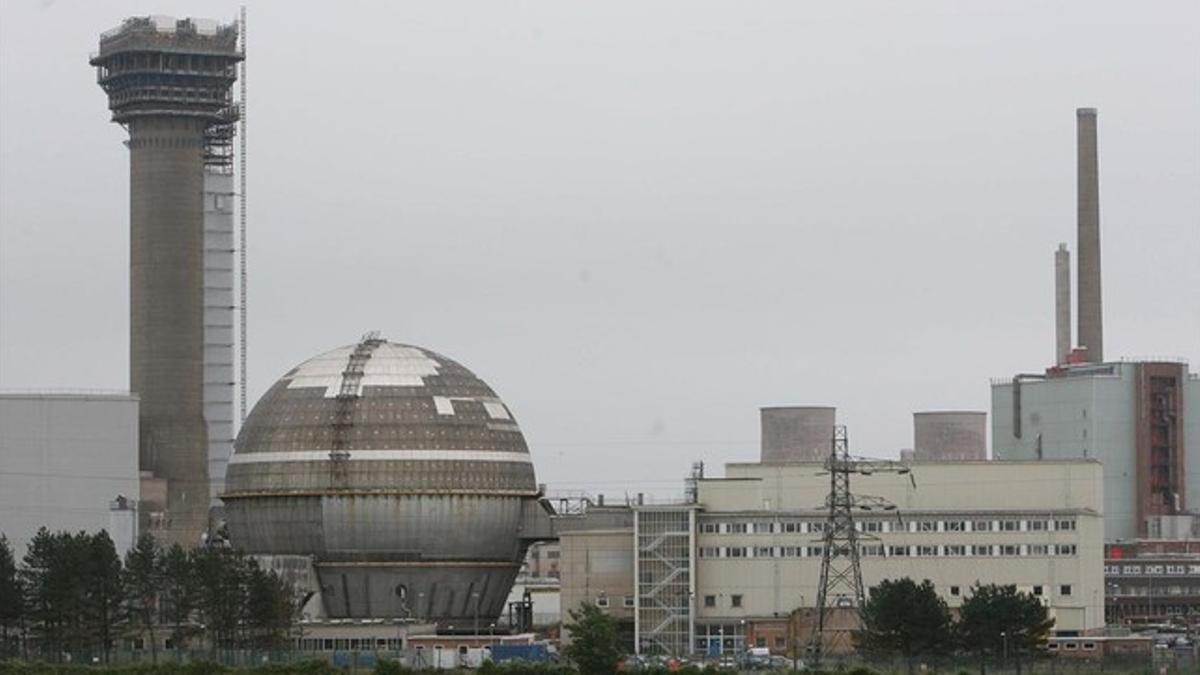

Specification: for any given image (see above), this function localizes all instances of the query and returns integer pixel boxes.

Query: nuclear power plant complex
[0,8,1197,665]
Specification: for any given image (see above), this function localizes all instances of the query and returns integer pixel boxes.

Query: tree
[21,528,87,660]
[159,543,198,655]
[123,534,162,663]
[564,603,622,675]
[243,560,295,650]
[84,531,124,663]
[855,578,953,672]
[957,584,1054,674]
[0,534,25,659]
[193,544,250,652]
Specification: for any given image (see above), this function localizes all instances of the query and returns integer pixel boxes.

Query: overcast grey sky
[1,1,1197,496]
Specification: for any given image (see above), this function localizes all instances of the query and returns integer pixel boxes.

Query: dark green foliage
[3,526,299,659]
[0,661,336,675]
[86,532,124,663]
[371,659,412,675]
[0,535,23,659]
[242,562,295,650]
[855,578,953,670]
[159,544,199,653]
[477,661,572,675]
[21,529,107,659]
[123,535,162,663]
[192,546,249,651]
[246,661,342,675]
[637,666,720,675]
[563,603,621,675]
[957,583,1054,667]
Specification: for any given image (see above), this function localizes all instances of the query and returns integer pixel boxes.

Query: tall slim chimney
[1055,243,1071,364]
[1076,107,1103,362]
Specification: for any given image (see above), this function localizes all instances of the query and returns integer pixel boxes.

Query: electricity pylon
[807,425,913,666]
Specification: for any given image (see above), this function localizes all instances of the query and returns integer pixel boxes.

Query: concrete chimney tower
[1076,107,1103,362]
[1055,243,1071,364]
[92,17,242,546]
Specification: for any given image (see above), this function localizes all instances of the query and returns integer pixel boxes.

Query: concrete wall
[694,512,1103,634]
[0,393,140,557]
[717,459,1102,514]
[558,529,634,645]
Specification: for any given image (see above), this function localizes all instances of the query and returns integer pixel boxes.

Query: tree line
[857,578,1054,673]
[0,530,297,663]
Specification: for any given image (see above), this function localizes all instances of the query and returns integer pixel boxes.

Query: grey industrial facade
[0,392,141,556]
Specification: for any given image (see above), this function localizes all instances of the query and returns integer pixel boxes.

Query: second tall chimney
[1055,243,1071,364]
[1076,107,1103,362]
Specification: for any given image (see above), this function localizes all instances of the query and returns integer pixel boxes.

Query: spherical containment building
[223,336,546,622]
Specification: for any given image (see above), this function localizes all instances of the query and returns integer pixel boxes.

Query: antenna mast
[238,5,248,423]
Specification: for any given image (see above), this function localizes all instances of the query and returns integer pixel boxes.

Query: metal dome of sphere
[228,337,536,496]
[222,335,544,621]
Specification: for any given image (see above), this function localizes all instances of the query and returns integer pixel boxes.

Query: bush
[0,662,339,675]
[477,662,572,675]
[253,662,340,675]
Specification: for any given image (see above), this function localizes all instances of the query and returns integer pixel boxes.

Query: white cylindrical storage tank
[913,411,987,461]
[760,406,836,462]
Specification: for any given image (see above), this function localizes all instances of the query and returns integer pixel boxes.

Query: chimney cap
[1076,107,1098,116]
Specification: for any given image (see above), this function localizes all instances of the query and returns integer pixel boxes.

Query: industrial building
[0,392,141,556]
[521,541,562,580]
[558,458,1105,657]
[90,16,242,546]
[993,360,1198,541]
[1105,540,1200,624]
[993,108,1199,541]
[223,335,555,623]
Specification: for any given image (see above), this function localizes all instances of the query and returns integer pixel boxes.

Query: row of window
[699,543,1078,559]
[594,595,636,609]
[1105,563,1200,576]
[295,638,404,652]
[1047,641,1095,651]
[1108,584,1200,597]
[700,519,1077,535]
[698,583,1071,608]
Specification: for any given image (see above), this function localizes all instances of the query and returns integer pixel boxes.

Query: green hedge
[374,661,573,675]
[0,661,341,675]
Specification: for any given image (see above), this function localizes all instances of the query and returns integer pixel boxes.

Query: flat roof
[0,389,137,401]
[723,458,1102,468]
